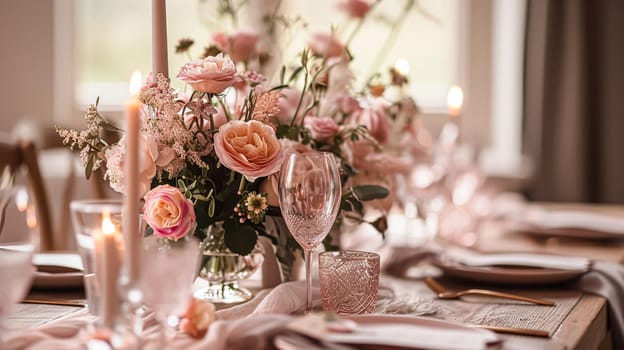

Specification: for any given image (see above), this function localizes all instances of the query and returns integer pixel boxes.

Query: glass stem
[304,249,313,313]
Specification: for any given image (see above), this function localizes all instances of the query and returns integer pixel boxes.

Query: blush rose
[307,32,345,58]
[304,116,340,142]
[212,29,260,63]
[177,54,241,94]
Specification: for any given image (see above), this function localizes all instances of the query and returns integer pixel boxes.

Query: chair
[0,137,55,251]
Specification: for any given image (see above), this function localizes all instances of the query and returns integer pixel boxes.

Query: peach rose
[143,185,196,240]
[212,29,260,63]
[177,54,241,94]
[180,298,216,339]
[337,0,372,18]
[304,116,340,142]
[307,32,345,58]
[213,120,284,182]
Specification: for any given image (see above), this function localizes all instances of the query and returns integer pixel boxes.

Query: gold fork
[424,277,555,306]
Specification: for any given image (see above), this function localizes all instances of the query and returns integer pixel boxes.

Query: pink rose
[214,120,284,182]
[351,98,392,144]
[337,0,371,18]
[275,88,310,125]
[104,135,175,195]
[143,185,196,240]
[212,30,260,63]
[339,96,361,114]
[177,54,241,94]
[304,116,340,142]
[307,32,345,58]
[275,88,309,125]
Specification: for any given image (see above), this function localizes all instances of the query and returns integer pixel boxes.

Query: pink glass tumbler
[319,250,380,315]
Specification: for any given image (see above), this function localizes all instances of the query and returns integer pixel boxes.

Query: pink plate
[31,253,84,289]
[432,256,587,285]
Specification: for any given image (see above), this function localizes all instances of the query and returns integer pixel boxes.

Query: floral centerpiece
[57,0,426,276]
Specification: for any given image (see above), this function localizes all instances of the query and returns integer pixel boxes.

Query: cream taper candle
[95,212,120,328]
[152,0,168,77]
[124,71,142,282]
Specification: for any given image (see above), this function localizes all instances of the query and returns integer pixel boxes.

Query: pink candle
[124,71,142,282]
[152,0,169,77]
[95,212,120,328]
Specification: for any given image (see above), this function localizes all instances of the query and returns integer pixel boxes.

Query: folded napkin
[574,261,624,350]
[522,207,624,235]
[442,247,591,271]
[288,314,498,350]
[217,281,322,320]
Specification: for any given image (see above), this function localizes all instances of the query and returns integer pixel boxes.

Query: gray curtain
[524,0,624,203]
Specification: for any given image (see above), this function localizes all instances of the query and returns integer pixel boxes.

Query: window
[68,0,461,113]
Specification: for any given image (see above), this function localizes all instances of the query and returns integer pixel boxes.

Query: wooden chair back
[0,138,55,251]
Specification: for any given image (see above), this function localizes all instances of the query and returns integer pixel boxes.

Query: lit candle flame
[447,85,463,117]
[394,58,410,77]
[15,187,29,212]
[129,70,142,96]
[102,210,116,235]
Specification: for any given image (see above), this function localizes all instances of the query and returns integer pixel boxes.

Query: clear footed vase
[193,222,264,304]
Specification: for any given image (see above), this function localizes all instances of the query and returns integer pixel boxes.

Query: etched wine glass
[278,152,341,313]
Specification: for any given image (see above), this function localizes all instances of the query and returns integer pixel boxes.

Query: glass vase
[193,222,264,304]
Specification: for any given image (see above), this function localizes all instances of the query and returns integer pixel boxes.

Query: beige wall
[0,0,54,133]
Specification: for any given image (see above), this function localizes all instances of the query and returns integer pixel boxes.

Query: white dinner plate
[31,252,84,289]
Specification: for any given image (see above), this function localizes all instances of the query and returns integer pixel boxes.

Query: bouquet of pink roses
[57,0,424,264]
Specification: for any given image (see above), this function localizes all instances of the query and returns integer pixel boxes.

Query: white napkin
[523,207,624,234]
[443,247,591,271]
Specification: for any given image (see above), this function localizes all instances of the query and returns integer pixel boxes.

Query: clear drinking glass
[278,152,342,313]
[140,236,200,345]
[70,199,124,317]
[319,251,380,315]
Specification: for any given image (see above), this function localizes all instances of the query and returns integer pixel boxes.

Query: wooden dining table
[6,203,624,350]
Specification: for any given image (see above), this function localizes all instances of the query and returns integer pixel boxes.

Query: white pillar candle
[152,0,168,77]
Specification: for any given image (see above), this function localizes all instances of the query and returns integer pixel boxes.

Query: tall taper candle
[152,0,169,77]
[124,71,142,282]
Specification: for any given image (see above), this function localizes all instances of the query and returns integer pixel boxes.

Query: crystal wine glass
[140,236,199,346]
[278,152,342,313]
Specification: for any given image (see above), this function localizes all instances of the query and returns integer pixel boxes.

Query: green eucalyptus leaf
[352,185,389,201]
[85,154,94,180]
[208,198,215,217]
